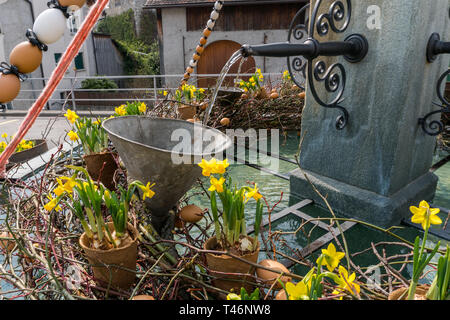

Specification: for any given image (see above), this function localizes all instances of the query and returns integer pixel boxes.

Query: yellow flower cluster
[175,84,206,103]
[238,68,264,93]
[0,133,35,154]
[283,70,291,82]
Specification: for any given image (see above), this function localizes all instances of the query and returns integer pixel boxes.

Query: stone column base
[289,169,439,228]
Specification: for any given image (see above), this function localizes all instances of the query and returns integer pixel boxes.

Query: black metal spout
[427,33,450,62]
[241,34,368,63]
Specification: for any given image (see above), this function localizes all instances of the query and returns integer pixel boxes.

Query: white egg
[207,19,215,29]
[33,9,67,45]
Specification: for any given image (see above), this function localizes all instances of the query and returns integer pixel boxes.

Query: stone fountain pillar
[290,0,450,227]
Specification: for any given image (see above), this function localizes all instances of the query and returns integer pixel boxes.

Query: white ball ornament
[210,10,219,21]
[214,2,223,11]
[207,19,215,29]
[33,9,67,45]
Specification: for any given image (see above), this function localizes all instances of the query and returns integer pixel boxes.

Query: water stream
[202,50,244,126]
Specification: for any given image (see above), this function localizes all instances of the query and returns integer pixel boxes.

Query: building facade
[0,0,97,110]
[145,0,307,87]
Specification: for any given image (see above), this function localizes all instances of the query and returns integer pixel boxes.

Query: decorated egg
[298,92,306,99]
[0,74,21,103]
[275,290,287,300]
[220,118,230,126]
[33,9,67,45]
[256,259,292,289]
[179,205,204,223]
[132,295,155,300]
[0,232,16,253]
[59,0,87,9]
[9,42,43,74]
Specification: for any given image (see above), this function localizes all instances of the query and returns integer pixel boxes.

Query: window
[74,52,85,70]
[68,11,81,34]
[54,53,62,65]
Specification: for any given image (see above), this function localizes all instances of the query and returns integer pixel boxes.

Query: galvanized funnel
[102,116,232,226]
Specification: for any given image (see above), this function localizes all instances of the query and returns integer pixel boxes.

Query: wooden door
[196,40,256,88]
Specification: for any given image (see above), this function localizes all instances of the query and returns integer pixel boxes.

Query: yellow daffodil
[64,109,79,124]
[163,90,168,97]
[104,189,111,200]
[61,176,77,194]
[139,102,147,113]
[317,243,345,272]
[67,130,79,142]
[249,77,255,83]
[140,182,156,200]
[285,281,310,300]
[245,184,262,202]
[1,133,7,139]
[115,105,127,116]
[226,293,241,300]
[44,195,61,212]
[198,158,217,177]
[213,159,229,175]
[410,200,442,230]
[93,119,101,126]
[332,266,360,299]
[209,177,225,193]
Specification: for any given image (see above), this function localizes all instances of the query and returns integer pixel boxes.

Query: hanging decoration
[0,0,108,176]
[180,1,224,88]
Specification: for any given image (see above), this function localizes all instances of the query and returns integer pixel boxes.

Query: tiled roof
[145,0,301,8]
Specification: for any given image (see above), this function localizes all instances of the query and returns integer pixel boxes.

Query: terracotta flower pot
[83,152,118,190]
[388,285,430,300]
[204,236,260,293]
[178,104,197,120]
[79,222,138,290]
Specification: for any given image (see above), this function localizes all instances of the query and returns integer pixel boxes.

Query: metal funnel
[102,116,232,230]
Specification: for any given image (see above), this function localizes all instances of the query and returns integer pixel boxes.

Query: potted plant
[59,166,151,289]
[174,84,206,120]
[69,113,118,190]
[198,158,264,293]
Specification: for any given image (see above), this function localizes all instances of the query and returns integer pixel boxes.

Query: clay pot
[178,104,197,120]
[388,285,430,300]
[83,152,119,190]
[0,73,21,103]
[9,42,43,74]
[204,236,260,293]
[79,222,138,290]
[8,139,48,168]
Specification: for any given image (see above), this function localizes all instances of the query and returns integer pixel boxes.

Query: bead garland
[0,0,87,109]
[180,1,224,88]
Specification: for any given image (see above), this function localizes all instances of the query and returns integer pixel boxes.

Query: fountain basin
[102,116,232,223]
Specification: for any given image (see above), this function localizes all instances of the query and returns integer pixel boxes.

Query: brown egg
[193,53,201,61]
[200,102,208,111]
[220,118,230,126]
[0,74,21,103]
[203,28,212,37]
[200,37,208,45]
[0,232,16,253]
[132,295,155,300]
[256,259,292,289]
[10,42,43,74]
[298,92,306,99]
[270,92,279,99]
[186,118,195,123]
[59,0,87,7]
[179,205,204,223]
[275,290,287,300]
[196,45,204,54]
[241,94,248,100]
[186,67,194,74]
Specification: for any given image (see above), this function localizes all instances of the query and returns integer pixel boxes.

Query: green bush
[81,78,118,90]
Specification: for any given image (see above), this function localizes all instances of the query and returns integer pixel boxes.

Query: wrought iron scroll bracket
[287,0,368,130]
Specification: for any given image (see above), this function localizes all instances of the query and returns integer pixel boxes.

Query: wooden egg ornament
[275,290,287,300]
[132,295,155,300]
[200,37,208,45]
[179,205,204,223]
[203,28,212,38]
[0,232,16,253]
[256,259,292,289]
[9,42,43,74]
[58,0,87,8]
[0,73,21,103]
[33,9,67,45]
[220,117,230,126]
